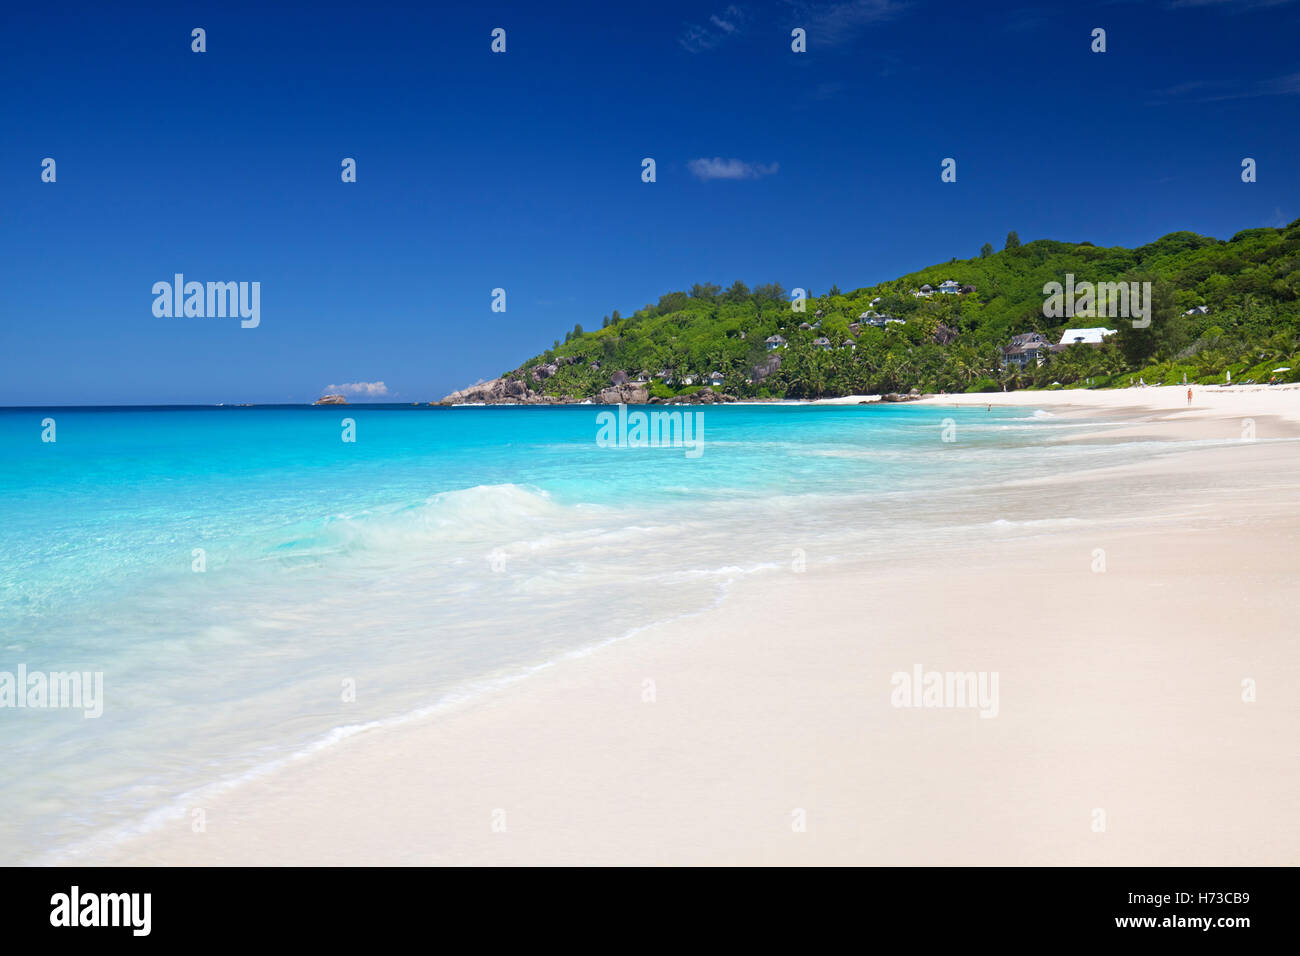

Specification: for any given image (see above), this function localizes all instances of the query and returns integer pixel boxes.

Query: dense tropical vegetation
[503,222,1300,399]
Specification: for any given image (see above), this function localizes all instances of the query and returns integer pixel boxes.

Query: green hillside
[504,222,1300,399]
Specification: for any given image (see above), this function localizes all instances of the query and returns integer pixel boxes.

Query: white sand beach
[82,388,1300,866]
[916,381,1300,417]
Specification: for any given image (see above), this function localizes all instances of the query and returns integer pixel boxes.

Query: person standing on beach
[1187,388,1193,405]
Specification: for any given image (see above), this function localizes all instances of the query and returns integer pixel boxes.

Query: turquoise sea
[0,402,1168,862]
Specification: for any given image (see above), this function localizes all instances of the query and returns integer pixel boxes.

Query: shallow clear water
[0,402,1183,862]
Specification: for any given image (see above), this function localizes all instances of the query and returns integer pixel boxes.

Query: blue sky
[3,0,1297,405]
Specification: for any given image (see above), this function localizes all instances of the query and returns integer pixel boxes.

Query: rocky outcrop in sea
[438,376,566,405]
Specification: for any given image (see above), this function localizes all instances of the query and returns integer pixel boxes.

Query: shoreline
[75,389,1300,865]
[11,381,1300,412]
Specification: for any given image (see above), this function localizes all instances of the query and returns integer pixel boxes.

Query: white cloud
[680,1,903,52]
[710,10,742,32]
[1151,71,1300,103]
[688,157,779,181]
[325,381,389,396]
[679,5,748,52]
[785,0,905,46]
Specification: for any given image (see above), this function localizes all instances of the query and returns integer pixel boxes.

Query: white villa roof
[1058,327,1117,345]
